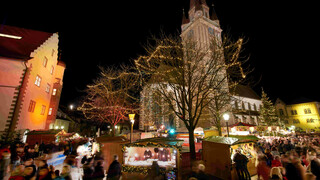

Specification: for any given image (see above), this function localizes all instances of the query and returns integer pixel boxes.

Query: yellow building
[275,98,320,132]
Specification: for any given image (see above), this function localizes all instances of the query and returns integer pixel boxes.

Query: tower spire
[210,3,219,21]
[190,0,208,10]
[182,8,190,25]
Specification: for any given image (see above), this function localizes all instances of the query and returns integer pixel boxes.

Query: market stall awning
[26,129,62,135]
[229,122,256,127]
[125,137,184,148]
[203,135,259,146]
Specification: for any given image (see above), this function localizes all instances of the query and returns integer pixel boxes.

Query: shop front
[121,137,183,179]
[202,135,259,180]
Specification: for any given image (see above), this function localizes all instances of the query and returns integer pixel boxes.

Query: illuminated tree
[135,33,247,161]
[259,89,279,126]
[78,66,139,136]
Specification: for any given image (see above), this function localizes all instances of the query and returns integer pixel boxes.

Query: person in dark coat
[309,152,320,180]
[93,161,105,180]
[107,155,121,180]
[233,149,251,180]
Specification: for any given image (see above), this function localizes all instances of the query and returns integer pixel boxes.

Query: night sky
[1,0,319,106]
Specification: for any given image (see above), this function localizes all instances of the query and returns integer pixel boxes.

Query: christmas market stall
[26,129,65,145]
[228,122,257,136]
[121,137,183,179]
[96,136,130,171]
[202,135,259,180]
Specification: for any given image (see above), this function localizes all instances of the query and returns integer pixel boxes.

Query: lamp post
[223,113,230,137]
[129,114,135,143]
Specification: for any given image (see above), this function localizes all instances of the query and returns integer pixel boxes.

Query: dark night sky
[1,0,319,106]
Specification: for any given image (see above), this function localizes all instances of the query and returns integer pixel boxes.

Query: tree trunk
[218,125,222,136]
[112,124,115,137]
[188,128,196,163]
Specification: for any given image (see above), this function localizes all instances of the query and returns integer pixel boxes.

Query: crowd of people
[0,139,123,180]
[2,134,320,180]
[233,135,320,180]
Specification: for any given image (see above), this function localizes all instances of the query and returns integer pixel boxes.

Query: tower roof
[210,5,219,21]
[182,9,190,25]
[190,0,208,11]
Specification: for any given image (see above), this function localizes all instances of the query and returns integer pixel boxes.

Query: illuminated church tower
[181,0,222,48]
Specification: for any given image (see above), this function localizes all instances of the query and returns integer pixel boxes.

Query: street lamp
[223,113,230,137]
[129,113,135,143]
[69,104,74,110]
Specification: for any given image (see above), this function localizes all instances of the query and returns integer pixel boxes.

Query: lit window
[48,108,53,115]
[304,108,311,114]
[43,57,48,67]
[35,75,41,87]
[307,118,314,123]
[50,65,54,74]
[52,88,57,96]
[41,105,46,115]
[28,100,36,112]
[46,84,51,93]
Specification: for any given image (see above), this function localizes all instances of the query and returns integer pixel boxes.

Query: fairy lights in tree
[136,33,250,161]
[78,66,140,136]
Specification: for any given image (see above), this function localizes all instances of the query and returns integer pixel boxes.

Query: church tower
[181,0,222,47]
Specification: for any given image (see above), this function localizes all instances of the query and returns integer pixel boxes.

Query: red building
[0,25,66,137]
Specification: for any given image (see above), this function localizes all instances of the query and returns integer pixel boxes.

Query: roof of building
[203,135,259,145]
[285,97,317,105]
[230,84,260,100]
[0,25,53,60]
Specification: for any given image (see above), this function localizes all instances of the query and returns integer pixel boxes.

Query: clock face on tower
[208,27,214,35]
[196,11,202,17]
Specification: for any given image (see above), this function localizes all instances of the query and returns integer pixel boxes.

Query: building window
[28,100,36,112]
[304,108,311,114]
[284,120,289,124]
[208,27,214,35]
[46,84,51,93]
[279,109,284,116]
[234,101,239,109]
[35,75,41,87]
[248,103,251,110]
[291,110,297,115]
[43,57,48,67]
[307,118,314,123]
[188,30,194,38]
[51,49,55,57]
[48,108,53,115]
[293,119,300,124]
[50,65,54,74]
[253,104,257,111]
[52,88,57,96]
[41,105,46,115]
[242,102,246,110]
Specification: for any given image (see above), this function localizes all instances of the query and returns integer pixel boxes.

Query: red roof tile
[0,25,53,60]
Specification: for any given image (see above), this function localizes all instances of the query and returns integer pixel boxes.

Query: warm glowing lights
[223,113,230,121]
[0,33,22,39]
[129,113,135,124]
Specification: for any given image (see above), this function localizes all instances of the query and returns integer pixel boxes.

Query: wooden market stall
[202,135,259,180]
[121,137,183,179]
[96,136,130,171]
[26,129,65,145]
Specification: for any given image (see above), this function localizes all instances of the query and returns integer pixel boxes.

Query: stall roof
[26,129,62,135]
[229,122,256,127]
[96,136,129,143]
[125,137,184,148]
[203,135,259,146]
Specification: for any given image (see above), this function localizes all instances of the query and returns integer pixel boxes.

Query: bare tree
[135,33,248,161]
[78,66,139,136]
